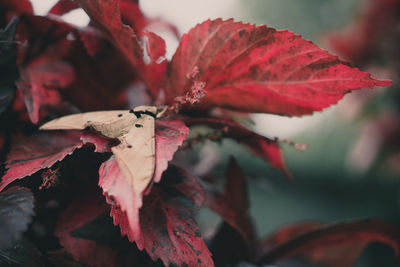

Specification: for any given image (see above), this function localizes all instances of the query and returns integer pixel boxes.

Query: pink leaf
[167,19,391,115]
[98,156,142,242]
[153,120,189,183]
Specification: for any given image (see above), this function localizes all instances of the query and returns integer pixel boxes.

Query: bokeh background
[30,1,400,266]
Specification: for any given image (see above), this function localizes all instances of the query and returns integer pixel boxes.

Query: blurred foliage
[195,1,400,266]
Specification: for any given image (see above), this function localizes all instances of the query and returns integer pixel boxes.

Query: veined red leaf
[0,131,112,191]
[203,157,255,248]
[55,190,118,267]
[98,120,188,241]
[17,59,75,124]
[185,118,292,178]
[258,219,400,267]
[167,19,391,116]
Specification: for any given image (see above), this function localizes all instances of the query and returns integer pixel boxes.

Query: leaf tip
[373,78,392,87]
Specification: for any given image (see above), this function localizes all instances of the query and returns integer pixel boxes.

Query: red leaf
[100,163,213,266]
[17,59,75,124]
[204,157,255,248]
[138,166,213,266]
[55,190,118,267]
[77,0,144,71]
[258,219,400,267]
[98,120,188,242]
[167,19,391,115]
[119,0,147,35]
[185,118,292,178]
[48,0,80,16]
[0,131,111,191]
[142,32,168,100]
[0,0,33,17]
[79,27,106,56]
[17,15,134,111]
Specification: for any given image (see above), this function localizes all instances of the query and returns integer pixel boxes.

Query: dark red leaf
[55,190,118,267]
[185,117,292,178]
[17,59,75,124]
[77,0,144,71]
[16,15,75,62]
[0,0,33,19]
[79,26,106,56]
[203,157,255,248]
[0,131,111,191]
[258,219,400,267]
[17,14,134,111]
[138,166,213,267]
[49,0,80,16]
[167,19,391,116]
[120,0,147,35]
